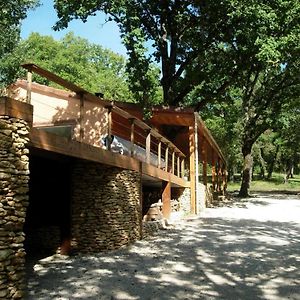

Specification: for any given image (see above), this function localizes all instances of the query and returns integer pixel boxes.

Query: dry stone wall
[71,161,141,252]
[176,187,191,215]
[0,116,30,299]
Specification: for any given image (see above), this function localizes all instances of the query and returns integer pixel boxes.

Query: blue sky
[20,0,127,56]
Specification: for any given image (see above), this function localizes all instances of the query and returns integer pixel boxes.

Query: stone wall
[0,116,30,299]
[173,187,191,215]
[71,161,141,252]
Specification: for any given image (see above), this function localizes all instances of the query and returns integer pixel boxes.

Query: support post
[162,181,171,219]
[189,126,196,214]
[177,156,180,177]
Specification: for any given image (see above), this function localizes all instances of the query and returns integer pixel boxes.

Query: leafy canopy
[0,0,38,88]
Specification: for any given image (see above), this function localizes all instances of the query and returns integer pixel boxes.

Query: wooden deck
[29,128,189,188]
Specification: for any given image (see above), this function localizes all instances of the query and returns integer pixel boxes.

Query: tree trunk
[258,147,266,179]
[267,144,279,179]
[239,142,254,197]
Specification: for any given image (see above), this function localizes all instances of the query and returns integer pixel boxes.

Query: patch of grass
[227,173,300,193]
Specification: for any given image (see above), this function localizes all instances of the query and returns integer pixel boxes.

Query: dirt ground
[25,193,300,300]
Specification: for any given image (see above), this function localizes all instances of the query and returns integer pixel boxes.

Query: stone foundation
[71,161,141,252]
[0,115,30,299]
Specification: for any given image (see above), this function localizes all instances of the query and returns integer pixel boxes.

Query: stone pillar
[174,187,191,215]
[71,161,142,252]
[0,98,32,299]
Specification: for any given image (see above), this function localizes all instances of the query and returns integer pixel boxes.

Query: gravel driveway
[25,193,300,300]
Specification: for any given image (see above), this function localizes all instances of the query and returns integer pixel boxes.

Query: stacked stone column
[71,161,142,252]
[0,98,31,299]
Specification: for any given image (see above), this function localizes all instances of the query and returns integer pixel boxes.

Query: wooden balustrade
[22,63,186,180]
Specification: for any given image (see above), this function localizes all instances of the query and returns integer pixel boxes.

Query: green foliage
[0,0,39,89]
[53,0,300,110]
[19,32,134,101]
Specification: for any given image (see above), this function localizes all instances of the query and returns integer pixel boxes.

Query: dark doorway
[24,152,72,258]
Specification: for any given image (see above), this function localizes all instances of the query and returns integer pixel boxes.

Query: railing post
[79,92,85,142]
[218,157,222,192]
[211,150,216,192]
[165,144,169,172]
[158,139,162,169]
[181,158,185,179]
[129,118,135,157]
[26,71,32,104]
[172,149,175,174]
[146,130,151,164]
[106,105,112,151]
[201,139,208,186]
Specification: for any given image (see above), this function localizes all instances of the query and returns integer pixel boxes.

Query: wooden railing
[21,63,186,179]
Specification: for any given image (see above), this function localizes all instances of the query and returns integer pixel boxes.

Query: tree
[53,1,299,196]
[18,32,134,101]
[0,0,38,89]
[53,1,242,107]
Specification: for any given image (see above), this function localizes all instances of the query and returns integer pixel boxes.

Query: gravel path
[25,193,300,300]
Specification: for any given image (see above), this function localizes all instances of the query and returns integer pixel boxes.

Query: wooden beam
[162,181,171,219]
[26,71,32,104]
[0,97,33,124]
[189,126,196,214]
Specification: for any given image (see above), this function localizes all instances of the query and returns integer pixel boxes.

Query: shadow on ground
[25,194,300,300]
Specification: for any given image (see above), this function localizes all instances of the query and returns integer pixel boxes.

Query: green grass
[227,173,300,193]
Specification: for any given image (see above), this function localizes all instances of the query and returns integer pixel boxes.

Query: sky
[20,0,127,56]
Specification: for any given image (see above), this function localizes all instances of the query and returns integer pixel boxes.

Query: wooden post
[106,106,112,151]
[165,145,169,172]
[79,93,85,142]
[146,130,151,164]
[177,156,180,177]
[181,158,185,179]
[162,181,171,219]
[222,164,227,194]
[201,139,208,186]
[172,150,175,174]
[26,71,32,104]
[158,140,162,169]
[211,150,216,192]
[218,157,222,192]
[189,126,196,214]
[129,118,135,157]
[195,118,199,214]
